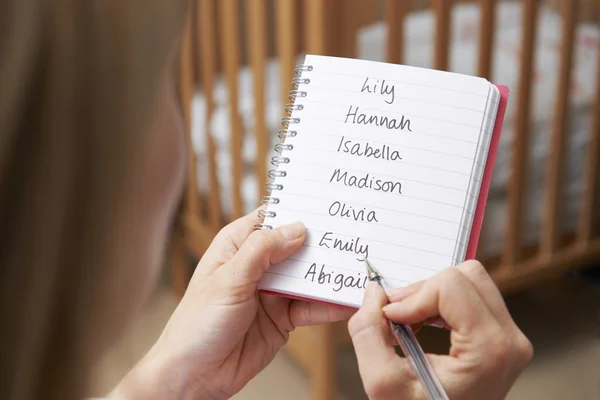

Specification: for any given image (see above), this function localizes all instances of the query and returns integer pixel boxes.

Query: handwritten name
[345,105,412,132]
[318,232,369,259]
[328,201,379,223]
[337,136,402,162]
[330,169,402,194]
[361,77,395,105]
[304,263,369,292]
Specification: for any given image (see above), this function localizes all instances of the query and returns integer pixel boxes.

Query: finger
[349,282,414,397]
[349,282,398,366]
[214,221,306,291]
[383,268,501,339]
[456,261,534,369]
[455,260,514,330]
[194,206,265,277]
[387,280,425,302]
[290,301,356,327]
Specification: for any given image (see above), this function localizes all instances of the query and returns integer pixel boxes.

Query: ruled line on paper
[302,100,484,129]
[292,235,458,262]
[280,257,429,283]
[282,227,459,258]
[281,175,476,214]
[296,244,451,272]
[307,70,491,98]
[287,130,479,161]
[302,99,491,130]
[306,83,492,113]
[265,271,410,286]
[274,191,463,225]
[301,116,482,144]
[268,205,464,241]
[291,151,481,182]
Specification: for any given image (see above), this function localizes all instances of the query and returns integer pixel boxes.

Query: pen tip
[363,258,379,280]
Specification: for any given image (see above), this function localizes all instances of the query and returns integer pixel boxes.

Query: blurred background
[91,0,599,399]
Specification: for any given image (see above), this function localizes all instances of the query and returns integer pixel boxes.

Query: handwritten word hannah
[345,105,412,132]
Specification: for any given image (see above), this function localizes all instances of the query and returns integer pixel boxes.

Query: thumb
[217,221,306,288]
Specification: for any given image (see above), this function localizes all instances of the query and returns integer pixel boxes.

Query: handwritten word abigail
[304,263,369,292]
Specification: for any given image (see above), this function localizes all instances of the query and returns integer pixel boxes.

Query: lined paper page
[259,55,497,307]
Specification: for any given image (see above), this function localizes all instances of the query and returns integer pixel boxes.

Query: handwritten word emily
[330,169,402,194]
[337,136,402,162]
[328,201,379,223]
[345,105,412,132]
[304,263,369,292]
[361,77,395,105]
[319,231,369,260]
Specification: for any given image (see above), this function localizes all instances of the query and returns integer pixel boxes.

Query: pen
[364,258,449,400]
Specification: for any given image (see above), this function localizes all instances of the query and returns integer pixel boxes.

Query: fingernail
[278,221,305,240]
[382,303,399,313]
[388,286,408,298]
[363,281,378,302]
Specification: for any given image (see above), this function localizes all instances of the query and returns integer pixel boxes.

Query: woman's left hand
[111,208,354,400]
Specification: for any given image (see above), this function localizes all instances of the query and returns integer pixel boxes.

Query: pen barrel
[391,322,449,400]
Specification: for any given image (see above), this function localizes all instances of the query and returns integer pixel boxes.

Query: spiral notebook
[257,54,509,308]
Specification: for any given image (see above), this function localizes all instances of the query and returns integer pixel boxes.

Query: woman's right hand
[349,260,533,400]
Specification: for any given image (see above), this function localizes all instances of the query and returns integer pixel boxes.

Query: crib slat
[218,0,244,220]
[578,32,600,243]
[198,0,223,231]
[247,0,268,207]
[542,1,578,256]
[504,0,539,266]
[338,0,359,58]
[477,0,497,79]
[305,0,328,55]
[179,7,199,223]
[276,0,298,113]
[385,0,407,64]
[432,0,453,71]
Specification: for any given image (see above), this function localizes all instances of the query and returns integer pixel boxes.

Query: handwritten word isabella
[337,136,402,162]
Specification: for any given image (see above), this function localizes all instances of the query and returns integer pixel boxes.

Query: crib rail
[177,0,600,296]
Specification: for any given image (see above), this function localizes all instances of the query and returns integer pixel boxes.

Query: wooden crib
[172,1,600,399]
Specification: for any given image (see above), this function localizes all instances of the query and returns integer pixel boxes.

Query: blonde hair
[0,1,188,399]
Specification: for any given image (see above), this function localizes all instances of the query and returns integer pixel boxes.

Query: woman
[0,1,532,399]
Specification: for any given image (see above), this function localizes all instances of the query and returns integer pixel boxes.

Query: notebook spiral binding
[254,64,313,231]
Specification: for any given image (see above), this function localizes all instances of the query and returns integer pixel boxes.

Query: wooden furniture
[172,1,600,399]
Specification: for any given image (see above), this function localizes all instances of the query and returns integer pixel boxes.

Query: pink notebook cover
[261,84,510,309]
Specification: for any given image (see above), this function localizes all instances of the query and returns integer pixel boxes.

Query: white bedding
[191,2,599,258]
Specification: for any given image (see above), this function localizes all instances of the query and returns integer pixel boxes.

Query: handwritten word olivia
[328,201,379,223]
[318,232,369,260]
[361,77,395,105]
[330,169,402,194]
[345,105,412,132]
[337,136,402,162]
[304,263,369,292]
